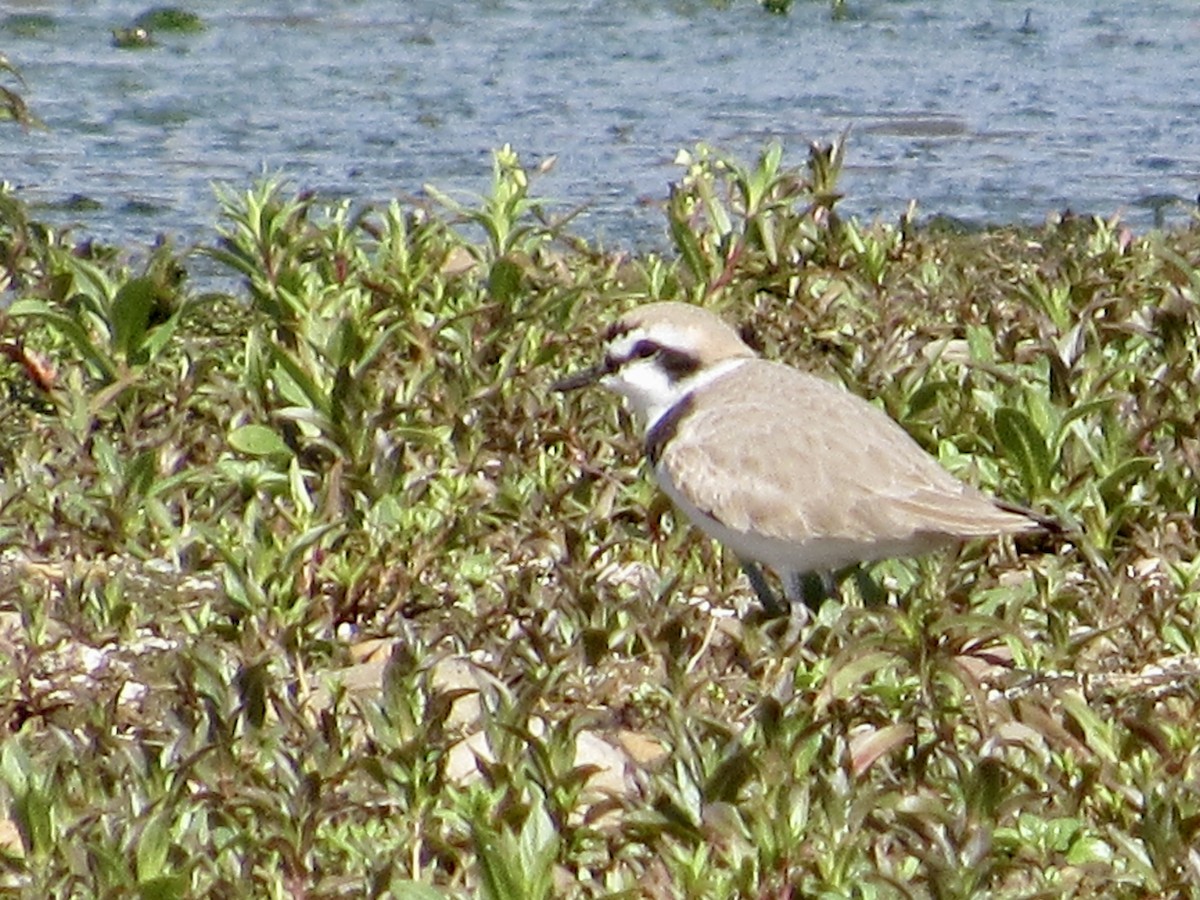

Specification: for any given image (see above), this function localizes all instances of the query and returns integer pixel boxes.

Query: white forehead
[608,321,697,358]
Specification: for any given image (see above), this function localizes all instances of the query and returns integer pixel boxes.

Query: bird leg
[784,570,835,613]
[740,561,789,618]
[741,563,837,618]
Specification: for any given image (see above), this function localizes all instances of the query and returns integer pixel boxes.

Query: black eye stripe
[659,347,701,380]
[613,336,701,382]
[631,339,659,359]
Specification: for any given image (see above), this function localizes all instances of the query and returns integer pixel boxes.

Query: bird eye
[631,340,659,360]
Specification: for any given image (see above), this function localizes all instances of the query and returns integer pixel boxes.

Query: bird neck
[639,356,748,437]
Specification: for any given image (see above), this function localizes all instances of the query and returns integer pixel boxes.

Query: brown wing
[657,360,1036,547]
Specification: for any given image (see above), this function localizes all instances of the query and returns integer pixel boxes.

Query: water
[2,0,1198,253]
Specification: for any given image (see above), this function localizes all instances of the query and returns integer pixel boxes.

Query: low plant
[1,139,1199,897]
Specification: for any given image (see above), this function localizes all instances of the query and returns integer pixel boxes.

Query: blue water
[2,0,1197,251]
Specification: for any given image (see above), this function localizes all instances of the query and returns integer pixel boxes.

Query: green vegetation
[1,138,1199,897]
[0,15,57,40]
[0,55,39,130]
[131,8,206,34]
[112,7,206,49]
[760,0,848,17]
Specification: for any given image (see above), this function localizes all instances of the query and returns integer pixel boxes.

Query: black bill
[550,362,609,392]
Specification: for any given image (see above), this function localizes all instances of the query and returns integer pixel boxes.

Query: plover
[554,301,1044,615]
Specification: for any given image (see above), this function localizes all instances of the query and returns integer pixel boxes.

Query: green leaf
[0,746,54,861]
[353,320,405,379]
[270,343,332,417]
[390,884,446,900]
[138,876,189,900]
[488,256,523,305]
[1058,396,1116,433]
[473,820,523,900]
[516,798,558,898]
[136,810,172,882]
[142,307,185,361]
[1153,240,1200,294]
[62,253,119,307]
[288,455,314,516]
[820,649,902,709]
[753,214,778,266]
[1096,456,1156,505]
[125,449,159,498]
[965,324,996,364]
[905,380,952,418]
[329,314,364,369]
[228,424,292,458]
[994,406,1051,496]
[695,172,731,238]
[1065,834,1113,866]
[747,142,783,211]
[14,783,55,862]
[8,297,120,382]
[669,206,710,283]
[236,661,270,729]
[111,277,159,360]
[704,748,756,803]
[1058,691,1117,765]
[0,736,32,795]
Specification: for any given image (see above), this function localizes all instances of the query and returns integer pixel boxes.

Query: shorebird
[553,301,1044,615]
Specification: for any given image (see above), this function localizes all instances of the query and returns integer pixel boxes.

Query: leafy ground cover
[1,138,1199,898]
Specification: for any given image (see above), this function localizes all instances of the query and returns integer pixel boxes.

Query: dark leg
[741,561,789,618]
[784,570,834,613]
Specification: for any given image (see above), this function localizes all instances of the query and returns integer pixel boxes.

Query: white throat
[605,356,749,434]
